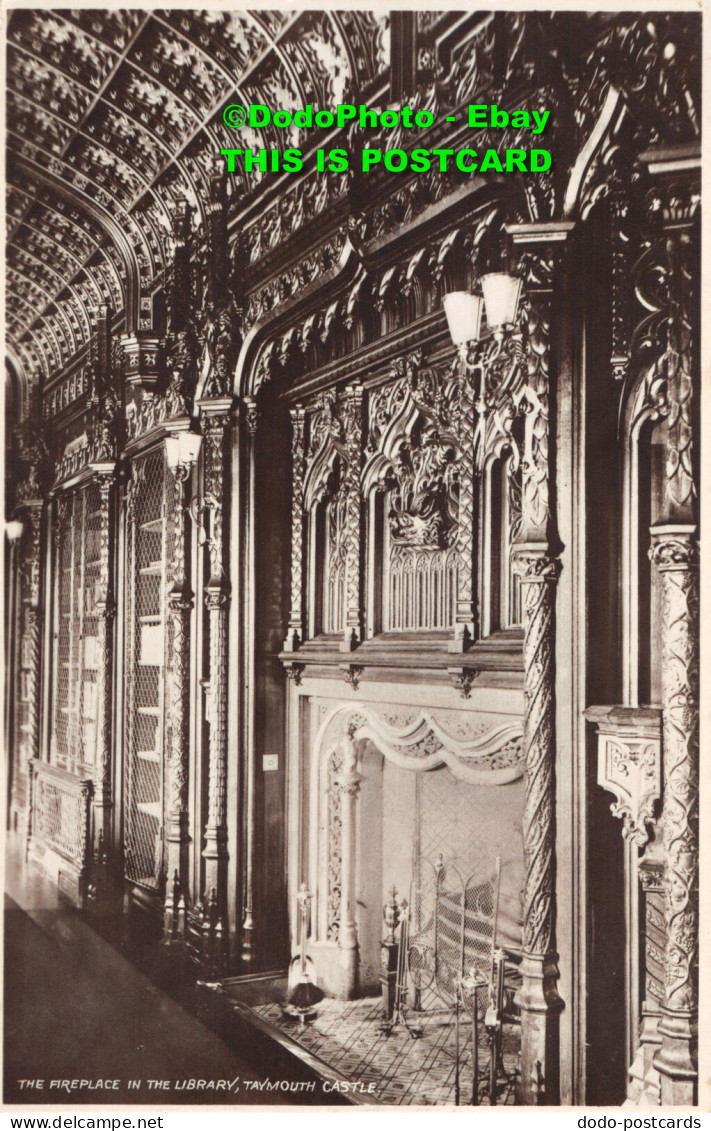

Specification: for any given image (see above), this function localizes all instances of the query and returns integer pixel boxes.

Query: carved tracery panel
[363,356,461,633]
[302,387,363,642]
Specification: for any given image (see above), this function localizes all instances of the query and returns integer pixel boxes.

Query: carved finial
[383,886,400,944]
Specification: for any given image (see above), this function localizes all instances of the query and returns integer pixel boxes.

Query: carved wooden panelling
[365,357,461,632]
[291,348,528,645]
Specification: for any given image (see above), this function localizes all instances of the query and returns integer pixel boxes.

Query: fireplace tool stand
[283,883,324,1026]
[378,893,423,1039]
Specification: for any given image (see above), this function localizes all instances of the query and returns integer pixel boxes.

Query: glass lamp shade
[165,435,182,470]
[5,520,23,542]
[166,431,202,470]
[443,291,483,347]
[480,272,522,331]
[180,431,202,466]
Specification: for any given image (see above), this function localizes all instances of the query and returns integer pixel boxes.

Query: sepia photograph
[3,4,703,1112]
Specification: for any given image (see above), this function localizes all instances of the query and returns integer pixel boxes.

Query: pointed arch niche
[362,368,461,635]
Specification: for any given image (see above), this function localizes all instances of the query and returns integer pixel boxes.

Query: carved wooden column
[341,384,364,652]
[23,504,43,770]
[584,705,663,1101]
[635,855,665,1105]
[241,396,259,964]
[644,161,699,1106]
[649,529,698,1103]
[509,226,568,1104]
[199,399,233,924]
[92,468,115,853]
[336,725,362,998]
[284,406,306,651]
[164,450,193,943]
[15,499,44,834]
[512,544,561,1103]
[449,356,477,651]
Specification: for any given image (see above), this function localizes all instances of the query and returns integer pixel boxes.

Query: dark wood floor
[3,849,290,1106]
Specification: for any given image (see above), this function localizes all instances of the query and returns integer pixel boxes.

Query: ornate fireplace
[287,694,525,1000]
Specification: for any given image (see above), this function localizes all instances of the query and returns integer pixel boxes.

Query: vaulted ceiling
[6,8,389,382]
[7,9,701,394]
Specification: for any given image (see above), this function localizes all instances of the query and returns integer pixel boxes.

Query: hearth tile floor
[252,996,519,1106]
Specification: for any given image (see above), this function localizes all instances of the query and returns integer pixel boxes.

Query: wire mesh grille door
[124,450,174,890]
[51,483,102,775]
[408,769,497,1016]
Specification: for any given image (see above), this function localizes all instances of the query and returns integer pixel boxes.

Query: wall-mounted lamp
[443,272,522,349]
[443,292,483,348]
[165,430,202,473]
[480,272,522,336]
[5,520,24,543]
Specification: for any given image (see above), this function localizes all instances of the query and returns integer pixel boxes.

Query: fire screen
[406,766,519,1017]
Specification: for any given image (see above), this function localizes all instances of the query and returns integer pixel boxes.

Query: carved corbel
[283,662,305,686]
[340,663,364,692]
[448,667,479,700]
[585,706,662,847]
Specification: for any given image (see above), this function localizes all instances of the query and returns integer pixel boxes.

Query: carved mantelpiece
[280,628,524,690]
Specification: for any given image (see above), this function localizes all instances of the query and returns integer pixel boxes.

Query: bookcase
[51,482,101,775]
[124,449,174,890]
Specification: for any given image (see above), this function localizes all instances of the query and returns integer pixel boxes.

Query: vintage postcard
[2,1,706,1115]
